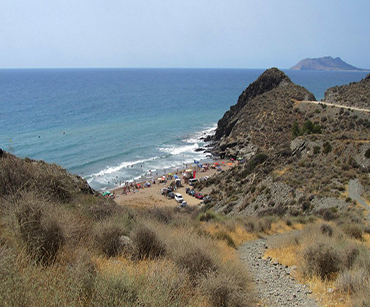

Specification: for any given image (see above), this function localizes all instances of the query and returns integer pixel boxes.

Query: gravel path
[300,100,370,113]
[238,234,318,307]
[348,178,370,222]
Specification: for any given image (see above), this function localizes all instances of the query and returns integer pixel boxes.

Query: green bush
[365,148,370,159]
[323,142,332,155]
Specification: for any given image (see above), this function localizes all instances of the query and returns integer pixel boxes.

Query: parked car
[180,201,187,207]
[174,193,184,203]
[189,190,196,196]
[167,192,175,199]
[203,196,212,204]
[188,178,198,186]
[199,176,209,182]
[194,193,204,199]
[161,188,170,195]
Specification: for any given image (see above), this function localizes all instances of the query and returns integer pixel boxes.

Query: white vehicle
[188,178,198,186]
[174,193,184,203]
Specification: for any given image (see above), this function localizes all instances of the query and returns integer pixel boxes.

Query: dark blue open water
[0,68,367,190]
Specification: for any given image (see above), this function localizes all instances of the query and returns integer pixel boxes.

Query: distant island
[290,56,366,71]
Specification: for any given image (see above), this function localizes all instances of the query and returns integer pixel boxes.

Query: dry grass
[264,220,370,306]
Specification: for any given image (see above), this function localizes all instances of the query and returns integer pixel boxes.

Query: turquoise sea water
[0,68,367,190]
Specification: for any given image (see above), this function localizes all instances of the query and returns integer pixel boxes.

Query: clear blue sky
[1,0,369,69]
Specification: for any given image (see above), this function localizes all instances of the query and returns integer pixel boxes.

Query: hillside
[290,56,365,71]
[1,69,370,306]
[201,68,370,219]
[324,73,370,109]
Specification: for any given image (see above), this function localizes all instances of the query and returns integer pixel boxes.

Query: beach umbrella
[228,163,232,166]
[221,161,225,164]
[174,175,178,179]
[168,173,172,176]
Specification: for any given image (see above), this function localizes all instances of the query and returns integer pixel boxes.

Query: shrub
[131,226,166,260]
[88,200,119,221]
[91,272,138,306]
[244,221,255,233]
[94,223,126,257]
[291,121,300,138]
[343,224,364,240]
[303,241,342,280]
[16,198,65,265]
[365,148,370,159]
[200,270,254,307]
[213,231,236,248]
[320,223,333,237]
[336,269,366,294]
[323,141,332,155]
[197,210,219,222]
[174,246,216,282]
[145,207,174,224]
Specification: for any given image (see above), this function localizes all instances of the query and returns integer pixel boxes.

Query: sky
[1,0,369,69]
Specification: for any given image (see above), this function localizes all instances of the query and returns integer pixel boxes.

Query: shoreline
[112,157,237,208]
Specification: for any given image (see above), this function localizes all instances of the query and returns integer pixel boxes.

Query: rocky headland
[201,68,370,219]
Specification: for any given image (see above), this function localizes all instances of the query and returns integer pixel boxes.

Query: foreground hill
[290,56,365,71]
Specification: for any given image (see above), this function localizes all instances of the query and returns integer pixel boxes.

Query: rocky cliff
[214,68,315,159]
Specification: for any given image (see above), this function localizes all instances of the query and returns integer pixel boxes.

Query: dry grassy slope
[324,73,370,109]
[201,69,370,218]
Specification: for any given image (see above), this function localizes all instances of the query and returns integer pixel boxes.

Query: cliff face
[290,56,364,71]
[214,68,315,158]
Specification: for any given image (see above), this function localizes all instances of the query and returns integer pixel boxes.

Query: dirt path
[348,178,370,222]
[299,100,370,113]
[238,233,318,306]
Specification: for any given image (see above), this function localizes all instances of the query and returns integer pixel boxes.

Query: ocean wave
[183,124,216,144]
[158,143,199,155]
[87,155,162,179]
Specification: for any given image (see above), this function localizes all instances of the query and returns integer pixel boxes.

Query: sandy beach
[113,159,235,208]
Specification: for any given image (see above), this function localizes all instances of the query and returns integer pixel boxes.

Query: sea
[1,68,368,191]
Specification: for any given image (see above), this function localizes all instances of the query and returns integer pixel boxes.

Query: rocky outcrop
[213,68,315,158]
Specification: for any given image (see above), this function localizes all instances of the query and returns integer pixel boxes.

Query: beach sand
[113,159,235,208]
